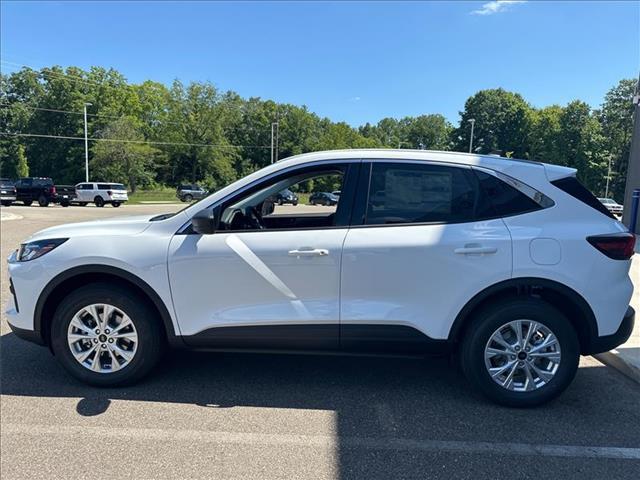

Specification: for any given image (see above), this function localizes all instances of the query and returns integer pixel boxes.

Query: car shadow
[2,332,640,477]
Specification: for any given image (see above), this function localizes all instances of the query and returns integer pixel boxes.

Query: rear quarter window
[473,170,544,218]
[551,176,615,219]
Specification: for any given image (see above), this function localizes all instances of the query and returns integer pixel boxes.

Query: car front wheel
[50,283,164,386]
[460,298,579,407]
[38,195,49,207]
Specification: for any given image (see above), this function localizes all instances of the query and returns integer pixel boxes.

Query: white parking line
[3,423,639,460]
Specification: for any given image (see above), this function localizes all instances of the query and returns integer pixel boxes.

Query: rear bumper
[585,306,635,354]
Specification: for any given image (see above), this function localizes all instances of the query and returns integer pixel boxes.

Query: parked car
[275,189,298,205]
[7,150,635,407]
[332,190,341,198]
[597,197,623,216]
[177,184,207,202]
[309,192,339,206]
[53,185,77,207]
[75,182,128,207]
[14,177,57,207]
[0,178,17,206]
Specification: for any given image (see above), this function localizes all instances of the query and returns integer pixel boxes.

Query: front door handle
[288,248,329,257]
[454,245,498,255]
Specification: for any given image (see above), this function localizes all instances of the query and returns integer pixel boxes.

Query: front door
[168,161,359,350]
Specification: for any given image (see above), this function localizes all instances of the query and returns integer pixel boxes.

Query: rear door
[340,160,513,352]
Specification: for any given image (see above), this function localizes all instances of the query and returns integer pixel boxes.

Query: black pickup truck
[14,177,76,207]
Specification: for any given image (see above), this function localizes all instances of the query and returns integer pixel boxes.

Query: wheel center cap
[98,334,107,342]
[517,352,527,360]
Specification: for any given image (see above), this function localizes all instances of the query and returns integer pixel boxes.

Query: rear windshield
[551,177,615,219]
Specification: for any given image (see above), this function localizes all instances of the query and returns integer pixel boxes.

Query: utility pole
[270,122,275,164]
[468,118,476,153]
[605,155,613,198]
[270,121,279,164]
[83,102,92,182]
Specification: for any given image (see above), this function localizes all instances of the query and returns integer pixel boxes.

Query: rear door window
[363,162,479,225]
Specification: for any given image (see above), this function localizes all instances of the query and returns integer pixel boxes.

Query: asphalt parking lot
[1,204,639,479]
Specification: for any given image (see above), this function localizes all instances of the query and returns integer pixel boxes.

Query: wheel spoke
[489,360,516,379]
[513,320,524,348]
[68,332,94,342]
[74,344,98,363]
[70,317,92,334]
[530,362,555,383]
[107,346,122,372]
[486,347,509,358]
[90,348,103,371]
[530,334,558,354]
[501,362,518,389]
[492,331,515,352]
[524,363,536,391]
[112,344,134,362]
[102,304,115,327]
[112,331,137,340]
[529,351,561,363]
[110,317,132,335]
[523,321,537,347]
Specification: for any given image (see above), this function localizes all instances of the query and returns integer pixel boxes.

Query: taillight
[587,233,636,260]
[51,186,56,194]
[107,190,112,196]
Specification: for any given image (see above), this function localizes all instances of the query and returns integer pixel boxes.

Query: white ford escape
[6,150,635,407]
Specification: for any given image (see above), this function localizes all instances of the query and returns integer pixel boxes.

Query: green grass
[128,188,180,204]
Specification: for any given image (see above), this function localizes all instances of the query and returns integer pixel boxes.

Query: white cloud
[349,96,361,102]
[471,0,527,16]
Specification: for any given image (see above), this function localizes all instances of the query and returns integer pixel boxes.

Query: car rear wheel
[50,283,164,386]
[460,298,579,407]
[23,200,33,206]
[112,202,121,207]
[94,196,105,207]
[184,194,193,202]
[1,201,11,206]
[38,195,49,207]
[78,202,88,207]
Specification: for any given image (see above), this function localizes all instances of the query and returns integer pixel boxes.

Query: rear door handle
[454,245,498,255]
[288,248,329,257]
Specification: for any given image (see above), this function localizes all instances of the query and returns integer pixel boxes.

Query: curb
[594,352,640,385]
[0,211,22,221]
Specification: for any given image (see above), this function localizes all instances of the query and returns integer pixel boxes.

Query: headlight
[17,238,68,262]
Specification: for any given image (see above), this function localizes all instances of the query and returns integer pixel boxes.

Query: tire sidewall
[461,299,579,407]
[50,284,162,386]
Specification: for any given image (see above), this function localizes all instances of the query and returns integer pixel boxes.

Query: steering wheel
[247,206,265,230]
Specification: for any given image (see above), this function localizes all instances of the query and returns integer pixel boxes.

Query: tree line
[0,65,635,201]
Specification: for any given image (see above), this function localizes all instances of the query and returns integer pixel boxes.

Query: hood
[27,214,156,242]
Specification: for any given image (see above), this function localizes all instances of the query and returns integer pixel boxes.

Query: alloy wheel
[67,303,138,373]
[484,319,561,392]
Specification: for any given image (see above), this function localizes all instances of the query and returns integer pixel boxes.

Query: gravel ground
[1,204,639,480]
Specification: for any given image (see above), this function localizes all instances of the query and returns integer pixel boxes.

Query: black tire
[23,200,33,206]
[184,194,193,202]
[460,298,579,407]
[278,199,283,206]
[38,195,49,207]
[50,283,164,387]
[60,201,70,207]
[94,196,105,207]
[112,202,121,208]
[1,201,11,207]
[293,201,298,206]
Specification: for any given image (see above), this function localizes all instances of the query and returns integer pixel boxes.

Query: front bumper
[585,306,635,354]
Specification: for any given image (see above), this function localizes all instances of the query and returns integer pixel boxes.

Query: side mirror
[191,207,218,235]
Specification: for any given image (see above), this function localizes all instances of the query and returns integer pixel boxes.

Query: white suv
[75,182,128,207]
[6,150,635,407]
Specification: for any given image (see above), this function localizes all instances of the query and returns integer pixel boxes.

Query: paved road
[1,204,639,479]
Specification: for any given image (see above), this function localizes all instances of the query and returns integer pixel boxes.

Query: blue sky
[1,1,638,126]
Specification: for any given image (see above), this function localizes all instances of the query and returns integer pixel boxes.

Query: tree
[91,117,160,192]
[528,105,563,164]
[598,79,636,201]
[16,144,29,177]
[452,88,533,158]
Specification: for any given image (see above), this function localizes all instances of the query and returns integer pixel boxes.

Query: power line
[0,103,188,127]
[1,60,118,88]
[0,131,271,149]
